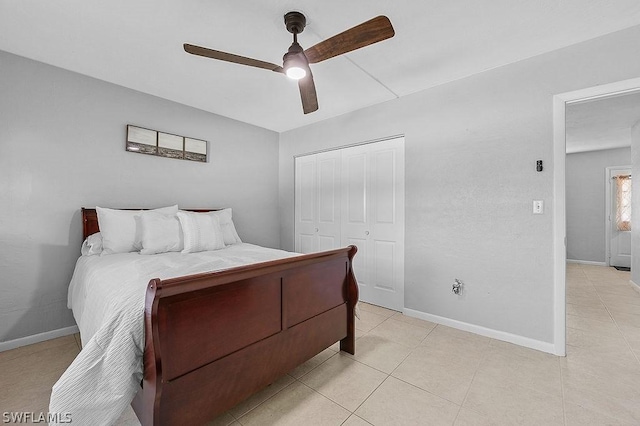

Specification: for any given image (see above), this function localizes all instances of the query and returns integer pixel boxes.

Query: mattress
[49,243,299,426]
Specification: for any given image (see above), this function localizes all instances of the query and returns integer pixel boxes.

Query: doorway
[554,77,640,356]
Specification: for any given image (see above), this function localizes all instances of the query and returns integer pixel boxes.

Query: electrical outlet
[533,200,544,214]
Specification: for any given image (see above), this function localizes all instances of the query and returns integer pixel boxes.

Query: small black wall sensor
[536,160,543,172]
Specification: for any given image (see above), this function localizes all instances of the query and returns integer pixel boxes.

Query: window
[615,174,631,231]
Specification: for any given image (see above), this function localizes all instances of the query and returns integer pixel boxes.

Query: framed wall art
[126,125,207,162]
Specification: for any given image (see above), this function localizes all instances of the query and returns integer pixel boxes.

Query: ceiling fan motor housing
[283,11,309,79]
[284,11,306,34]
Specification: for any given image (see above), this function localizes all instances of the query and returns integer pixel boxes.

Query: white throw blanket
[50,243,298,426]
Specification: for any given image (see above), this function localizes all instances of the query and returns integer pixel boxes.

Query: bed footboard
[131,246,358,426]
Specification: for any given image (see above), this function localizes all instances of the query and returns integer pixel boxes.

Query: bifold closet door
[295,150,341,254]
[295,137,404,311]
[341,137,404,311]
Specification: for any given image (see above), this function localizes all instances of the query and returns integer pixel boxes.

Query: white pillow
[177,211,225,253]
[139,212,184,255]
[96,205,178,254]
[209,208,242,245]
[81,232,103,256]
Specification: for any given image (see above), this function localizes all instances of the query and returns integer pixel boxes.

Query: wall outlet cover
[533,200,544,214]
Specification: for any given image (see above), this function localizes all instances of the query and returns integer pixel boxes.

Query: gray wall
[279,25,640,345]
[566,148,631,263]
[0,51,280,343]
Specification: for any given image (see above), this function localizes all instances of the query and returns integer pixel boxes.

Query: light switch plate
[533,200,544,214]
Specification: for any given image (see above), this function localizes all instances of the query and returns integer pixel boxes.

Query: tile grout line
[232,349,341,424]
[559,362,569,426]
[348,374,390,420]
[244,307,433,424]
[563,263,592,426]
[454,336,494,423]
[294,377,368,421]
[565,264,640,424]
[230,378,297,424]
[347,322,439,419]
[283,321,404,421]
[385,327,492,413]
[385,323,437,378]
[339,414,373,426]
[558,315,568,426]
[588,267,640,367]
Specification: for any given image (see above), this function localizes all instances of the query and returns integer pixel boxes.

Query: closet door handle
[365,231,370,236]
[315,228,319,232]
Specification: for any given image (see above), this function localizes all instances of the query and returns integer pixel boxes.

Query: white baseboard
[0,325,79,352]
[403,308,558,355]
[566,259,607,266]
[631,280,640,294]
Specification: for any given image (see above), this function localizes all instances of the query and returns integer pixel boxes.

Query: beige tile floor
[2,263,640,425]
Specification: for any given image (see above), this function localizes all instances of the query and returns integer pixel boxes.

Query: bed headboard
[82,208,101,239]
[81,208,218,240]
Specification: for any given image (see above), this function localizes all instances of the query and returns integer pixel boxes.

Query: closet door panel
[345,152,367,225]
[317,237,335,252]
[369,139,404,310]
[298,158,317,223]
[370,146,400,295]
[295,150,341,254]
[317,151,341,251]
[295,156,317,253]
[372,149,396,225]
[318,157,338,223]
[298,234,315,254]
[341,145,370,299]
[372,239,395,291]
[346,236,369,289]
[344,138,404,311]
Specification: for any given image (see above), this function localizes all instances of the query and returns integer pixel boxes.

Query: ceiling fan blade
[184,43,283,73]
[304,16,394,64]
[298,71,318,114]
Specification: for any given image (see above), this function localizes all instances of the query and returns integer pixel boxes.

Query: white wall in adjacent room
[566,148,631,263]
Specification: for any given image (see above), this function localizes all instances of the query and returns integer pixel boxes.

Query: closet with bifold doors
[294,136,405,311]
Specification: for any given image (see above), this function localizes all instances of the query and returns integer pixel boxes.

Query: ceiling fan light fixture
[285,64,306,80]
[283,44,307,80]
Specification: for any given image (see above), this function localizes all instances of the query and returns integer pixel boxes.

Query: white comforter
[49,243,299,426]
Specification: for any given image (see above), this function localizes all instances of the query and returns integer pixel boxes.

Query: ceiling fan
[184,12,395,114]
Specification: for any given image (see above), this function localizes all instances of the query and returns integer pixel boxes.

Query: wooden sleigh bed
[81,208,358,425]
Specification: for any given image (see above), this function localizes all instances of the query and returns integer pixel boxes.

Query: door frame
[605,166,632,267]
[553,77,640,356]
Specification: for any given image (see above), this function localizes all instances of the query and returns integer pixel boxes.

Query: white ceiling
[1,1,640,132]
[566,91,640,154]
